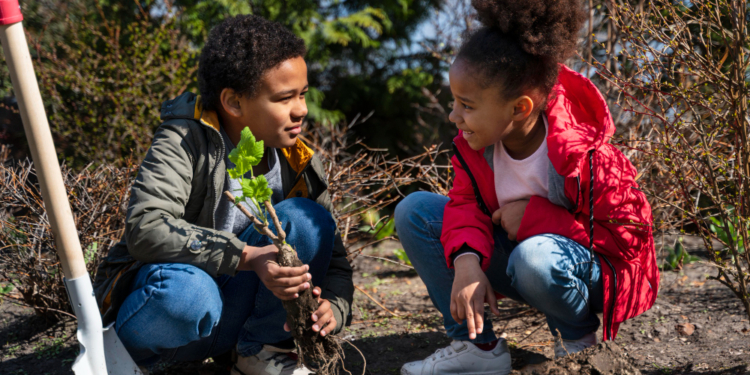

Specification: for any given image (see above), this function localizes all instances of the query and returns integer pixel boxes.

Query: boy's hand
[284,287,336,337]
[450,255,500,339]
[239,244,311,300]
[492,199,529,241]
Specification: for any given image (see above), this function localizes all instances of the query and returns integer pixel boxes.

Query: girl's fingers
[280,283,310,297]
[313,309,334,333]
[465,304,476,340]
[273,264,310,278]
[450,299,459,323]
[283,322,290,332]
[474,297,485,334]
[486,288,500,316]
[491,209,503,225]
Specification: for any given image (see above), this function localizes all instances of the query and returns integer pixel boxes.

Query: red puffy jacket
[441,65,658,341]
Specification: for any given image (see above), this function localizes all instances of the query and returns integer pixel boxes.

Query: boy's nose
[292,99,308,120]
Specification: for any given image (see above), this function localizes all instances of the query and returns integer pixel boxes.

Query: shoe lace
[427,341,466,361]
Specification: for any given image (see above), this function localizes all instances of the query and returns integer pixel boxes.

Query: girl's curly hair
[198,15,307,112]
[458,0,586,101]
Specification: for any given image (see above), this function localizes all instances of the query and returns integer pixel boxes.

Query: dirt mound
[513,341,641,375]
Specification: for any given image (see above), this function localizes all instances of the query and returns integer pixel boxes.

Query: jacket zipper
[452,142,492,217]
[599,253,617,340]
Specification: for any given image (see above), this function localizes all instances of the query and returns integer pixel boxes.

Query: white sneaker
[554,332,597,358]
[231,345,313,375]
[401,340,512,375]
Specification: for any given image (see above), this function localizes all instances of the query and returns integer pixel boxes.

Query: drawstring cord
[588,149,595,292]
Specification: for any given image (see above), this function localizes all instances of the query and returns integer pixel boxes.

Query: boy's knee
[145,266,222,337]
[275,197,335,232]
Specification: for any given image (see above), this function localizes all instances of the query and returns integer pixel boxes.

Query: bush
[31,9,196,169]
[0,159,137,320]
[595,0,750,319]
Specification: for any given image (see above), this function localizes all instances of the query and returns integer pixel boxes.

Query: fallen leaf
[405,280,412,285]
[681,315,688,320]
[676,322,695,336]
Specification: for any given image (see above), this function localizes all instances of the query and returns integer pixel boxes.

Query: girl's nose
[448,106,460,124]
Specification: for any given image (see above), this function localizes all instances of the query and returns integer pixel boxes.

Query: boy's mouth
[286,125,302,135]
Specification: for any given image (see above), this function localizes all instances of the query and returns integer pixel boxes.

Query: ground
[1,237,749,375]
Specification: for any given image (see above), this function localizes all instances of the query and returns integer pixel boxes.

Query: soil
[2,236,749,375]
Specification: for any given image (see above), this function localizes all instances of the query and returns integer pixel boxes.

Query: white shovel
[0,1,142,373]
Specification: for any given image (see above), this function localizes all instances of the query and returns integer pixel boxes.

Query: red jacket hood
[545,65,616,177]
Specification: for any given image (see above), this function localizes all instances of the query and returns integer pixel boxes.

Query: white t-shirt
[494,116,549,208]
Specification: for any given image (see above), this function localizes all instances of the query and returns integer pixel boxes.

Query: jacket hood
[544,65,615,177]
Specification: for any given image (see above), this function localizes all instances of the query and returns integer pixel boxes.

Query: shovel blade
[66,276,142,375]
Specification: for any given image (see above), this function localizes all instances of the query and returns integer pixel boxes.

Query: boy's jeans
[395,192,604,343]
[115,198,335,365]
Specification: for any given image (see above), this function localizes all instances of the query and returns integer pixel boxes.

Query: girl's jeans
[115,198,336,366]
[395,192,604,343]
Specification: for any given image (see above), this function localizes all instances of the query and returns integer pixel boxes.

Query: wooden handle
[0,22,87,279]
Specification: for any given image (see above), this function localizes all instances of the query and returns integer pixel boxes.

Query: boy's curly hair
[198,15,307,112]
[458,0,586,101]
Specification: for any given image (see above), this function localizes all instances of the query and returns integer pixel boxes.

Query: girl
[395,1,658,373]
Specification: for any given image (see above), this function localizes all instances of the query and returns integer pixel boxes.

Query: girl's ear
[219,88,243,118]
[512,96,534,121]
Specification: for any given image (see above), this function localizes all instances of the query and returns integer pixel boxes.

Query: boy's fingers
[320,316,337,336]
[283,322,290,332]
[450,299,459,323]
[312,286,321,296]
[274,273,312,287]
[313,309,333,332]
[273,265,309,278]
[312,300,331,322]
[281,283,310,296]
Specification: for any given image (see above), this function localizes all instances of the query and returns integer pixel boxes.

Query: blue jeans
[115,198,336,365]
[394,192,603,342]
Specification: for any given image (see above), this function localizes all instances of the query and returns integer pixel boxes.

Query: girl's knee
[394,191,445,233]
[507,235,562,281]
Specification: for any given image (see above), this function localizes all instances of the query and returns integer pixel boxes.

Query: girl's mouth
[462,130,474,139]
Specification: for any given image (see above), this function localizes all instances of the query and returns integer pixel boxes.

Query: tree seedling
[223,127,345,374]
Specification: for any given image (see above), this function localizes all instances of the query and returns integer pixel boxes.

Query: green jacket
[93,92,353,334]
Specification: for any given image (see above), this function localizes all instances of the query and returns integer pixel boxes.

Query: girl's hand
[241,244,312,300]
[284,287,336,336]
[451,255,500,339]
[492,199,529,241]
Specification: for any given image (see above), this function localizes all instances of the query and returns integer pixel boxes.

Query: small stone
[676,323,695,336]
[654,337,661,343]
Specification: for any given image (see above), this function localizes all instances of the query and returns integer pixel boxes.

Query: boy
[94,15,353,375]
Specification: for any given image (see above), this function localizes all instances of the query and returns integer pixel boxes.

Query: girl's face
[221,56,309,149]
[448,59,532,151]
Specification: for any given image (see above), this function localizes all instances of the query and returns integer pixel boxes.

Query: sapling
[223,127,345,374]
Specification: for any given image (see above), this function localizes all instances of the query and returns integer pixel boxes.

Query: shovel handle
[0,0,88,280]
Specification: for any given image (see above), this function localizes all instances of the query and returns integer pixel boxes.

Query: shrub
[0,159,137,320]
[595,0,750,319]
[31,8,196,169]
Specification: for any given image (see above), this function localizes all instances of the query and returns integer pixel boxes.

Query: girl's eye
[462,103,472,110]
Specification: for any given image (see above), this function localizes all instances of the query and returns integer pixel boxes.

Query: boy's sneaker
[231,345,313,375]
[401,339,512,375]
[554,332,597,358]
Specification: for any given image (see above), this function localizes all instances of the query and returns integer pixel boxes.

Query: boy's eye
[463,103,472,110]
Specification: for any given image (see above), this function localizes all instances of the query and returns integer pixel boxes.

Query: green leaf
[241,175,273,204]
[228,127,265,178]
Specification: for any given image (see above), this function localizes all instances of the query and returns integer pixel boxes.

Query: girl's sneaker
[400,339,512,375]
[553,332,597,358]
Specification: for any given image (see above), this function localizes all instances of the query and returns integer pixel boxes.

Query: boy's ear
[512,96,534,121]
[219,88,243,118]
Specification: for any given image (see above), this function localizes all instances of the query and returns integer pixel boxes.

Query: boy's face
[222,56,309,149]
